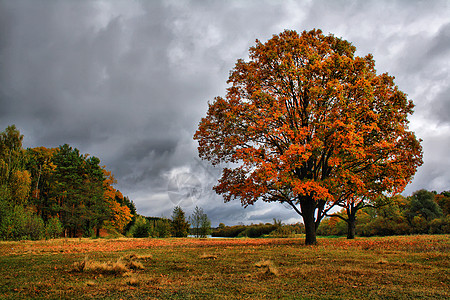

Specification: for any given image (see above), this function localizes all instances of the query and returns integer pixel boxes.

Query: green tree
[0,125,27,182]
[0,125,31,205]
[25,147,57,222]
[328,195,391,239]
[0,126,37,240]
[45,216,63,239]
[357,195,410,236]
[51,144,84,237]
[317,212,347,236]
[51,144,108,237]
[82,156,109,237]
[129,215,150,238]
[407,189,443,233]
[194,29,423,245]
[189,206,211,238]
[171,206,190,237]
[407,190,443,221]
[154,218,171,238]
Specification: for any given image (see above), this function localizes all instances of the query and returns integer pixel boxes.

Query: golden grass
[71,254,145,275]
[254,259,279,276]
[124,276,140,287]
[0,235,448,299]
[199,253,218,259]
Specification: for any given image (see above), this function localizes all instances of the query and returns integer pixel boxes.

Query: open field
[0,235,448,299]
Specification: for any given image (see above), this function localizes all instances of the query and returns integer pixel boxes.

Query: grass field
[0,235,448,299]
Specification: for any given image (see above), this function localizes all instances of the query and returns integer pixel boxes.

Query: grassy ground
[0,235,448,299]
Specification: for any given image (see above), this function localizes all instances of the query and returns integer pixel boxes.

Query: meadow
[0,235,448,299]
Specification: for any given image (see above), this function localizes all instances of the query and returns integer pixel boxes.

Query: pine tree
[171,206,189,237]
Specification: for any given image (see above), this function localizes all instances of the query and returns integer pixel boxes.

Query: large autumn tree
[194,29,423,245]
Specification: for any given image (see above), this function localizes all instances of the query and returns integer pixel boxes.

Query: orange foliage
[194,29,423,244]
[102,169,132,231]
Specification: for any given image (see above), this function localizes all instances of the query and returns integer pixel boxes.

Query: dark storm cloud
[1,0,449,225]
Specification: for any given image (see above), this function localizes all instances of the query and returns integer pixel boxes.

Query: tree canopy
[195,29,423,244]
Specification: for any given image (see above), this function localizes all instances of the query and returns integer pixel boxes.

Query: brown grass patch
[376,258,389,264]
[71,254,145,275]
[199,253,218,260]
[125,276,140,286]
[126,260,144,270]
[255,259,279,276]
[85,260,129,274]
[136,254,153,260]
[86,280,96,286]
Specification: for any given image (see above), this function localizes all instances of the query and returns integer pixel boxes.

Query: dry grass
[0,235,448,299]
[124,276,140,287]
[254,259,279,276]
[135,254,153,260]
[199,253,218,259]
[85,280,96,287]
[71,254,145,275]
[376,258,389,264]
[71,257,129,274]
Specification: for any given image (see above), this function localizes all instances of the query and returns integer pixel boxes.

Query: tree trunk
[347,214,356,239]
[300,197,317,245]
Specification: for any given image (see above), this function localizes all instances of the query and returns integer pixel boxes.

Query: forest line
[1,125,448,241]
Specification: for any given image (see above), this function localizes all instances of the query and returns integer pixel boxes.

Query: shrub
[212,225,246,237]
[1,205,45,240]
[24,211,45,240]
[153,218,171,238]
[45,217,64,239]
[238,224,278,238]
[317,217,347,236]
[129,216,150,238]
[267,225,295,238]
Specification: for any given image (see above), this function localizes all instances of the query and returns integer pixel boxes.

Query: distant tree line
[128,206,211,238]
[0,125,135,240]
[212,220,304,238]
[318,190,450,237]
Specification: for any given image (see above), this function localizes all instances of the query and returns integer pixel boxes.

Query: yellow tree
[195,29,423,245]
[102,170,132,234]
[0,125,31,205]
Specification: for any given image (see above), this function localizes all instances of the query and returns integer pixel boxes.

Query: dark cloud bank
[1,0,449,226]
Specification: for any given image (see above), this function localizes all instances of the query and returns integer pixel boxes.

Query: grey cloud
[427,22,450,58]
[1,0,449,225]
[426,84,450,126]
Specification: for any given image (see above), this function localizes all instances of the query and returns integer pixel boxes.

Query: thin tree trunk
[35,164,41,198]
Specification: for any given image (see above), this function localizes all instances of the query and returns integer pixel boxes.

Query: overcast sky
[1,0,449,226]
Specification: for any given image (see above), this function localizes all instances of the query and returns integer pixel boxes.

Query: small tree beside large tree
[195,29,423,245]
